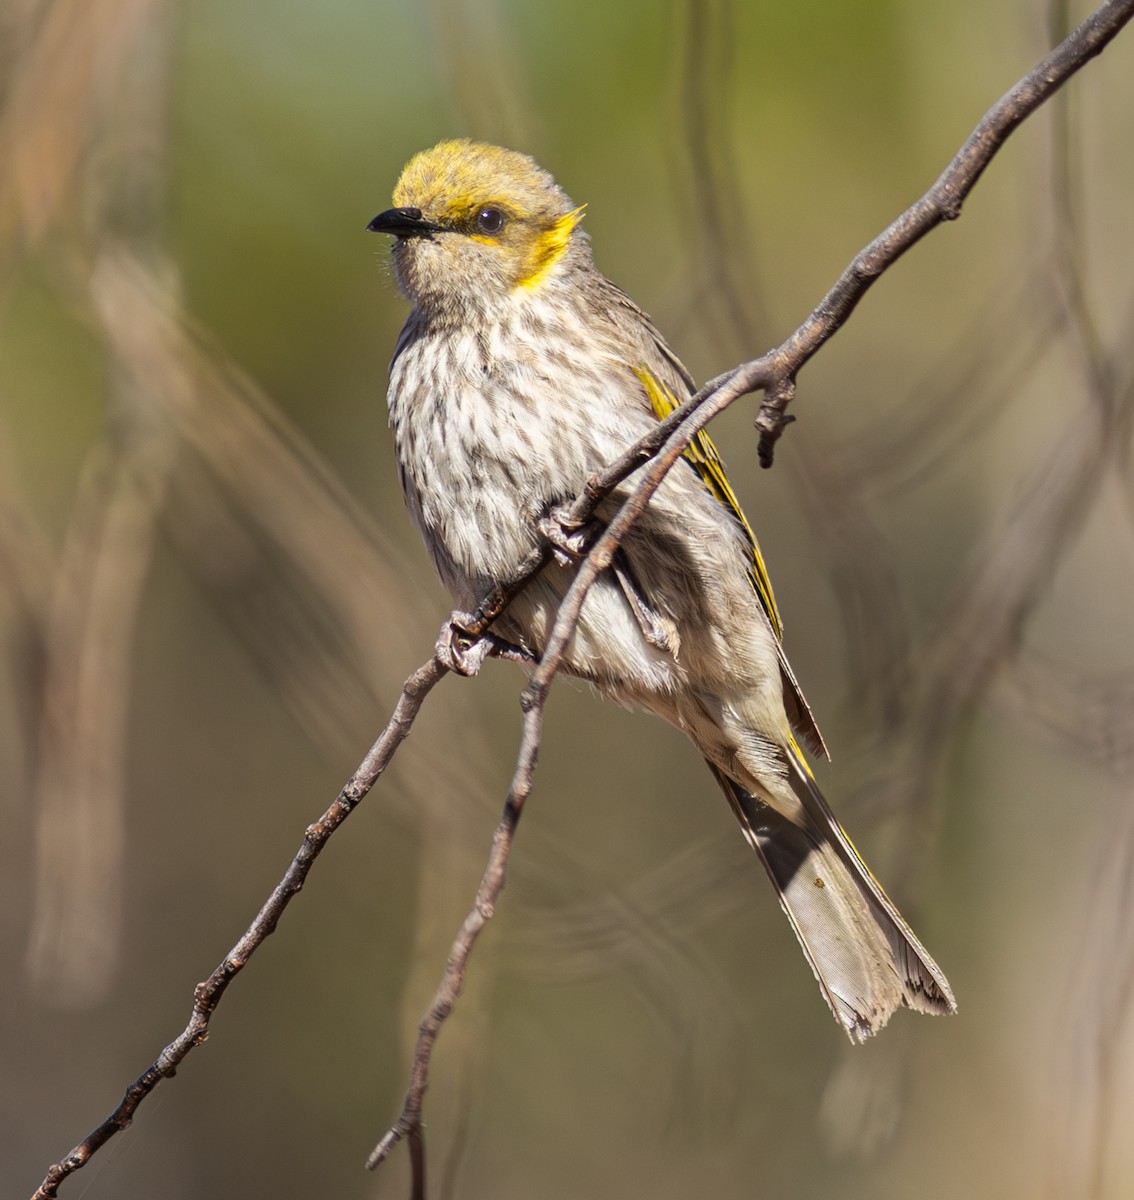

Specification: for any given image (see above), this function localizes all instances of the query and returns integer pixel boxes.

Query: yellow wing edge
[633,366,785,641]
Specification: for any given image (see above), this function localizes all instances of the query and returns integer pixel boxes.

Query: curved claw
[436,614,491,677]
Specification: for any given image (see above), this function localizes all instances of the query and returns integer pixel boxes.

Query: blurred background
[3,0,1134,1197]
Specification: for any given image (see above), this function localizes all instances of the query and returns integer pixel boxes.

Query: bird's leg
[437,613,537,677]
[538,502,679,656]
[483,633,539,666]
[611,551,681,656]
[538,501,602,566]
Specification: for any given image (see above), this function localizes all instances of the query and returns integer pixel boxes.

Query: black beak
[366,207,446,237]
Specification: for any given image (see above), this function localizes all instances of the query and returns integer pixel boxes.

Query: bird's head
[368,140,587,318]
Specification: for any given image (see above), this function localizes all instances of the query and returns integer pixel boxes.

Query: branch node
[754,380,798,468]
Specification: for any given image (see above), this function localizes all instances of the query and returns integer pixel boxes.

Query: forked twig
[367,0,1134,1186]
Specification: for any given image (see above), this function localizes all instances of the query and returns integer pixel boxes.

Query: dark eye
[475,207,506,235]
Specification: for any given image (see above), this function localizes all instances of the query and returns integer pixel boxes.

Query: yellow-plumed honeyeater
[369,140,955,1041]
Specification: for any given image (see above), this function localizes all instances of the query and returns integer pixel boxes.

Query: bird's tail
[710,750,956,1042]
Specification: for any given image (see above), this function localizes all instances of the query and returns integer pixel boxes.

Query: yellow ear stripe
[633,366,785,642]
[516,205,586,289]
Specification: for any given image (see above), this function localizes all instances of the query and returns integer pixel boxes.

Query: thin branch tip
[366,1128,401,1171]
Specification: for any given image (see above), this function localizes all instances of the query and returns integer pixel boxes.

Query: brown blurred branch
[994,654,1134,772]
[882,6,1134,828]
[674,0,770,349]
[19,1,177,1008]
[0,0,163,254]
[26,426,175,1006]
[420,0,536,149]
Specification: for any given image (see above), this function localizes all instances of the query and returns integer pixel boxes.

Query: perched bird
[368,139,955,1041]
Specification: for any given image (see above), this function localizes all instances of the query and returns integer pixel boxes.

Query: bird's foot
[437,613,537,676]
[538,503,601,567]
[436,613,491,676]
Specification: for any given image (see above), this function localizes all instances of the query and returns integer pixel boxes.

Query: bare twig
[751,0,1134,466]
[368,355,769,1171]
[368,0,1134,1189]
[30,657,447,1200]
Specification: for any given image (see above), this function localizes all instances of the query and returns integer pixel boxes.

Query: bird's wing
[634,363,828,759]
[633,367,783,638]
[594,276,826,755]
[599,283,783,631]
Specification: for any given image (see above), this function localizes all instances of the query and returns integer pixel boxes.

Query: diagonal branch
[368,0,1134,1188]
[447,0,1134,638]
[752,0,1134,463]
[30,657,447,1200]
[367,357,767,1172]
